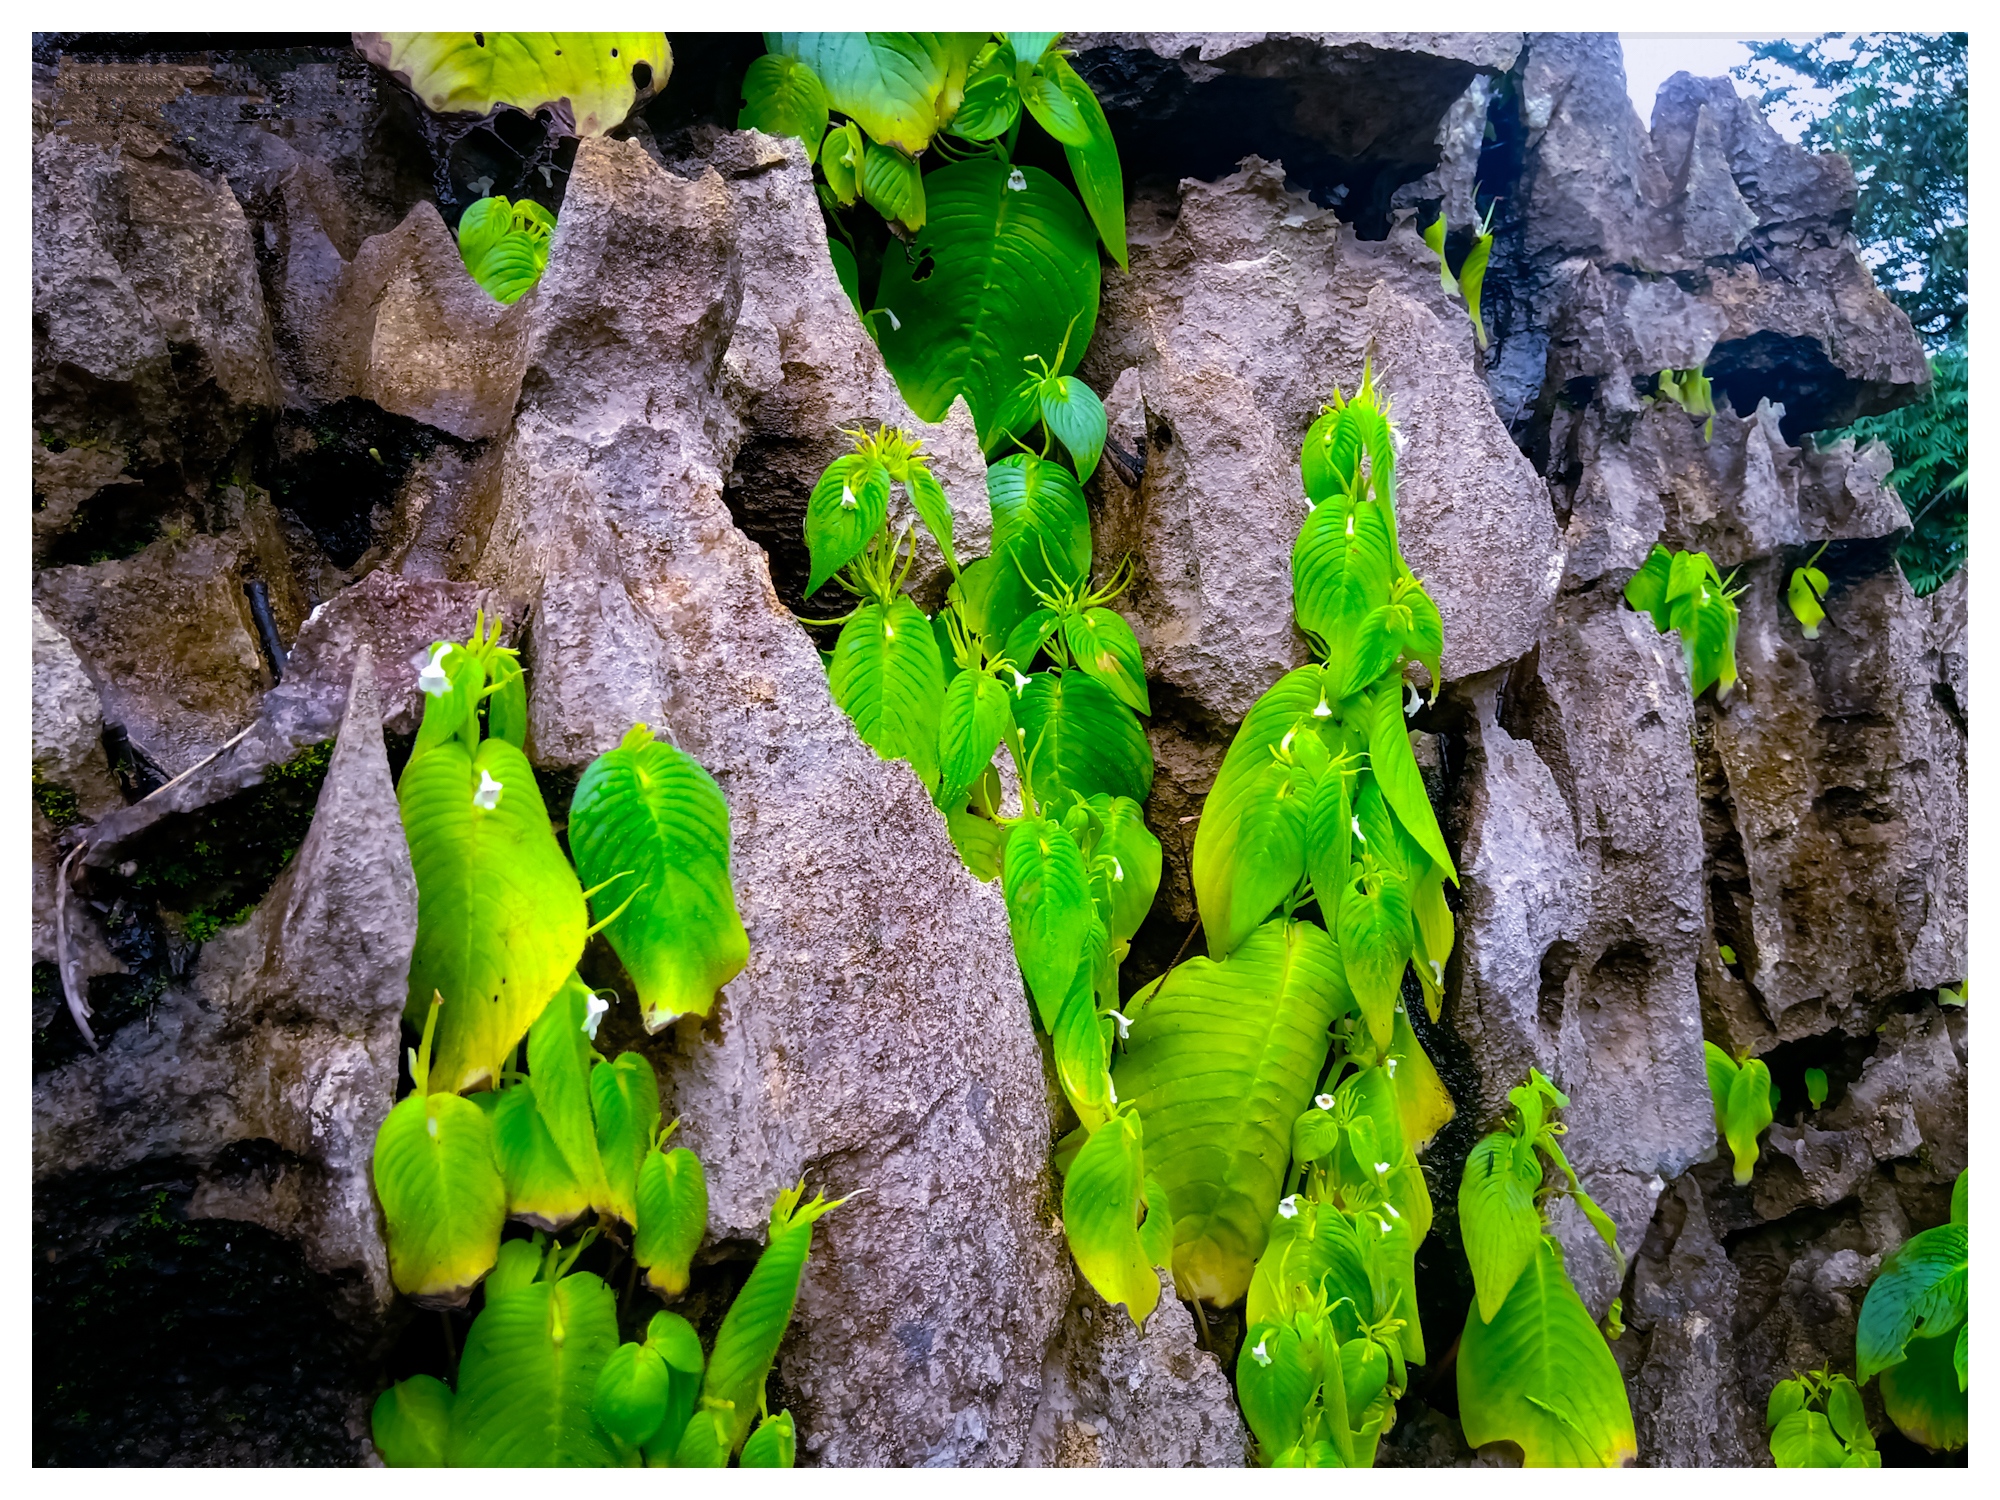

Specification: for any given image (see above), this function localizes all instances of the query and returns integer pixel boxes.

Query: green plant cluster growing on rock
[457,194,556,304]
[1455,1071,1635,1466]
[1703,1041,1778,1186]
[1766,1366,1881,1466]
[368,612,797,1466]
[1623,543,1743,700]
[1855,1168,1967,1453]
[1653,366,1716,443]
[1422,204,1495,350]
[794,352,1170,1320]
[740,32,1123,450]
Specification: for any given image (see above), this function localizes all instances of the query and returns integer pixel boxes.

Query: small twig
[1190,1297,1213,1352]
[54,842,95,1051]
[132,722,258,810]
[1166,915,1202,975]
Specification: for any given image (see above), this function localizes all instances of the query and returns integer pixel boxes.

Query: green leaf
[936,669,1015,807]
[1805,1066,1829,1110]
[401,736,587,1094]
[1053,969,1115,1130]
[1014,669,1154,809]
[1857,1221,1969,1381]
[1770,1407,1848,1467]
[467,229,552,305]
[635,1145,707,1298]
[359,32,671,136]
[1113,920,1352,1305]
[1007,32,1061,62]
[1951,1169,1967,1225]
[1458,1130,1544,1323]
[1623,544,1675,630]
[1703,1039,1739,1122]
[372,1088,505,1306]
[488,1083,590,1232]
[412,634,486,758]
[1051,56,1127,269]
[456,196,513,274]
[671,1404,733,1467]
[527,976,609,1203]
[1422,213,1456,294]
[904,461,960,571]
[874,158,1100,448]
[1002,813,1093,1031]
[737,52,829,159]
[1408,864,1454,1021]
[1367,681,1455,880]
[740,1408,798,1467]
[701,1183,845,1454]
[1826,1376,1870,1446]
[1018,54,1091,145]
[641,1310,704,1462]
[829,596,948,791]
[804,453,890,595]
[1082,793,1162,948]
[1139,1174,1175,1270]
[1063,607,1149,714]
[445,1272,623,1465]
[1724,1056,1774,1185]
[1399,578,1445,701]
[1456,1238,1637,1466]
[766,32,972,154]
[1386,1001,1455,1151]
[591,1052,662,1231]
[986,452,1092,594]
[821,120,863,205]
[486,1237,542,1298]
[1765,1377,1806,1429]
[1063,1110,1161,1324]
[485,654,528,748]
[592,1341,671,1449]
[568,725,749,1031]
[1788,564,1829,638]
[1878,1324,1968,1451]
[1293,495,1397,669]
[1192,665,1331,959]
[1460,233,1493,349]
[860,140,927,229]
[950,40,1020,140]
[1003,606,1061,671]
[945,799,1006,881]
[1038,376,1108,482]
[1688,583,1741,699]
[372,1374,455,1467]
[1336,863,1412,1051]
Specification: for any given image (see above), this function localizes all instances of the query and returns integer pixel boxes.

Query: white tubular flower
[1277,1195,1300,1219]
[840,482,859,511]
[1430,959,1444,985]
[1405,684,1421,718]
[1312,696,1332,718]
[1387,1203,1402,1219]
[1279,727,1296,755]
[1112,858,1125,882]
[1380,1219,1393,1235]
[1375,1161,1393,1176]
[1012,669,1032,692]
[418,642,453,696]
[1345,513,1356,537]
[1007,168,1027,191]
[583,991,610,1040]
[1108,1008,1132,1040]
[1385,1057,1399,1078]
[1351,815,1365,841]
[1107,1078,1118,1105]
[1251,1337,1273,1367]
[473,769,504,810]
[1315,1093,1335,1111]
[884,308,902,331]
[427,1115,440,1139]
[884,621,896,639]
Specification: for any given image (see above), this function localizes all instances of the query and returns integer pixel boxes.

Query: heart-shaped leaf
[737,52,829,160]
[821,120,864,205]
[875,158,1100,448]
[805,454,890,596]
[371,1374,455,1467]
[591,1051,662,1231]
[987,452,1093,593]
[1038,376,1108,482]
[1063,606,1148,713]
[592,1340,671,1448]
[487,1084,590,1232]
[568,725,749,1032]
[828,595,948,791]
[936,668,1015,806]
[1002,813,1093,1030]
[1081,793,1161,947]
[950,39,1019,140]
[634,1144,708,1298]
[358,32,671,136]
[1458,1129,1544,1323]
[1337,863,1412,1050]
[1062,1110,1160,1324]
[527,976,608,1201]
[1367,681,1455,880]
[400,737,586,1095]
[1114,920,1352,1305]
[445,1272,622,1465]
[1456,1237,1637,1466]
[1019,57,1091,145]
[741,1408,798,1467]
[860,140,926,229]
[1014,669,1154,809]
[373,1088,506,1308]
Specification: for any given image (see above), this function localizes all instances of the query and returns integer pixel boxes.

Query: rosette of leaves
[1855,1170,1967,1452]
[739,32,1125,449]
[1454,1070,1636,1466]
[1703,1040,1778,1185]
[1623,542,1744,700]
[1766,1367,1881,1466]
[370,1182,827,1467]
[456,195,556,304]
[1654,366,1717,442]
[355,32,670,136]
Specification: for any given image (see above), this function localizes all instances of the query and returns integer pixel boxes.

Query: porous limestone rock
[32,605,123,820]
[1024,1271,1247,1467]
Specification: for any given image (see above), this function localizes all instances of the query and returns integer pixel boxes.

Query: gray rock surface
[33,651,412,1322]
[1024,1271,1247,1467]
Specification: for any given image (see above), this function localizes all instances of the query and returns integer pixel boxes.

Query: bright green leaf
[372,1374,454,1467]
[445,1271,622,1465]
[829,596,948,792]
[737,52,829,160]
[1063,1110,1161,1324]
